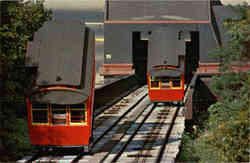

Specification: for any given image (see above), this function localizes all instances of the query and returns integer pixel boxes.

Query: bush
[207,108,249,162]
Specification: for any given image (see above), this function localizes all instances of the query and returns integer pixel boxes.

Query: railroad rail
[94,75,142,114]
[18,85,185,163]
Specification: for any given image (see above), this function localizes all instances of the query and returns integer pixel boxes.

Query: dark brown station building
[99,0,238,82]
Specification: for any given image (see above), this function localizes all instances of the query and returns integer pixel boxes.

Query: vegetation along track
[18,86,185,163]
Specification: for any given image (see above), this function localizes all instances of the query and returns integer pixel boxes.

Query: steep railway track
[18,86,185,163]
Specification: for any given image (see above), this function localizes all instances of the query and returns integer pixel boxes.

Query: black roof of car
[26,20,96,104]
[149,68,183,78]
[26,20,86,87]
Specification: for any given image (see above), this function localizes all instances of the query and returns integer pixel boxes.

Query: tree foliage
[213,4,250,70]
[0,1,51,161]
[1,0,52,102]
[206,5,250,161]
[178,4,250,163]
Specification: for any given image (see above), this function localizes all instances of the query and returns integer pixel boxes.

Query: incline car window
[51,104,67,125]
[161,78,171,89]
[70,104,86,124]
[151,76,160,88]
[172,79,181,88]
[32,104,48,124]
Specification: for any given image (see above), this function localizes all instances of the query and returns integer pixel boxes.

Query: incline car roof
[27,20,86,87]
[149,68,183,78]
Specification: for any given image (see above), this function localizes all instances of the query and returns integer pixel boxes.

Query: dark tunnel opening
[185,31,200,84]
[132,32,148,84]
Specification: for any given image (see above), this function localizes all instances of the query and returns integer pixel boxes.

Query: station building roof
[106,0,211,22]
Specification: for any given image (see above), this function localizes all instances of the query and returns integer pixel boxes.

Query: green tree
[0,1,51,161]
[207,5,250,161]
[177,4,250,163]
